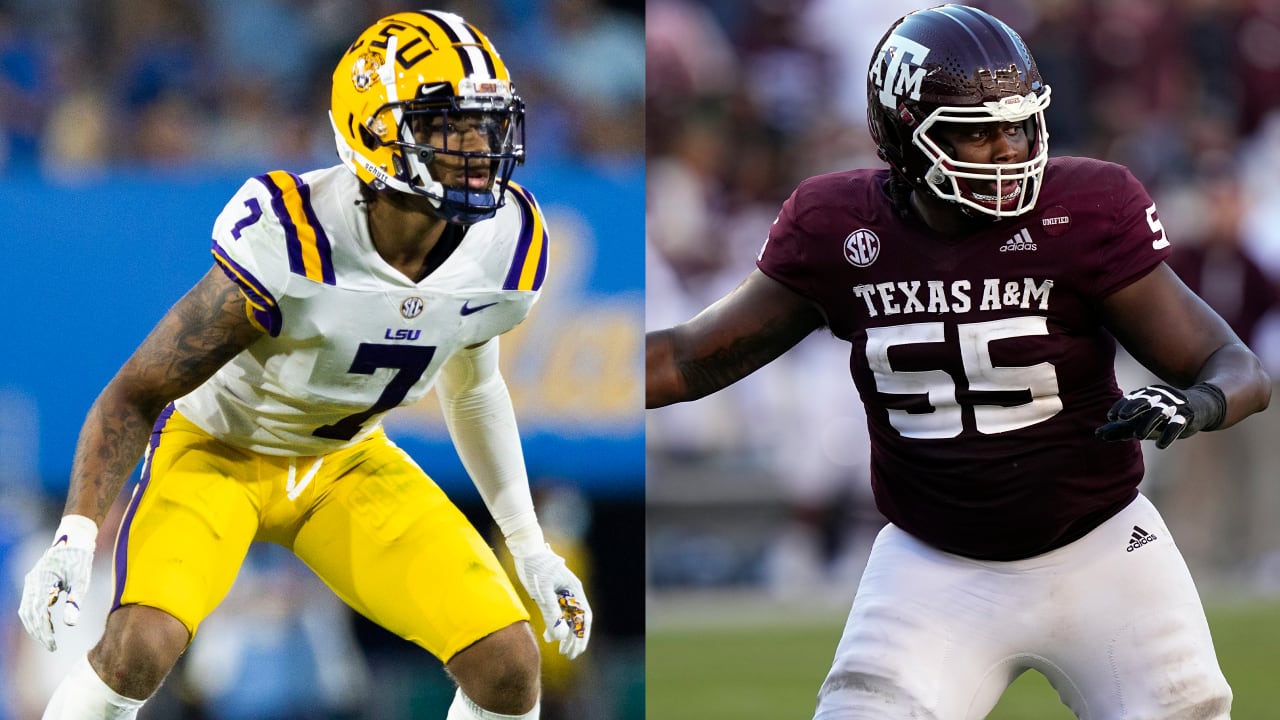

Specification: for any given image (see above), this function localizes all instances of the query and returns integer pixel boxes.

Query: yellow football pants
[112,407,528,662]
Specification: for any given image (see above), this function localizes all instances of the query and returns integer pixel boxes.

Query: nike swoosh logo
[460,300,499,316]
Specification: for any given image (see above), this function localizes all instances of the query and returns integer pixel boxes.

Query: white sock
[43,654,147,720]
[445,688,540,719]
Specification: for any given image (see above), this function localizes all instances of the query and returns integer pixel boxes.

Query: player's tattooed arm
[65,267,263,521]
[647,270,823,408]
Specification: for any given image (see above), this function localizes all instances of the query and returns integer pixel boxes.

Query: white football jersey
[175,165,547,455]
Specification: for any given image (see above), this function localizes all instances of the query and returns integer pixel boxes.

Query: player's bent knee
[88,604,191,699]
[1163,688,1231,720]
[815,671,939,720]
[1118,673,1231,720]
[446,621,541,715]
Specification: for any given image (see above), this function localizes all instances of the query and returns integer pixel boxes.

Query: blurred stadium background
[646,0,1280,718]
[0,1,642,718]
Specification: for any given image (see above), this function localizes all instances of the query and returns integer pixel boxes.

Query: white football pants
[813,493,1230,719]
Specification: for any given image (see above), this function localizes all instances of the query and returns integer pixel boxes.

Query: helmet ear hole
[357,122,380,151]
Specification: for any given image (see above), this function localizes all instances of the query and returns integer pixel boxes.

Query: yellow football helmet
[330,10,525,224]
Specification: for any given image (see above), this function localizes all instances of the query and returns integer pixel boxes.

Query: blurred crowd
[646,0,1280,600]
[0,0,643,178]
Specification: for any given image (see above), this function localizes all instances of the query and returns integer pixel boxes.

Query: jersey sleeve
[756,181,818,300]
[501,181,549,297]
[443,181,548,345]
[1083,164,1171,299]
[209,171,323,336]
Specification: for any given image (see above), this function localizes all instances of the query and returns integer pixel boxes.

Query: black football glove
[1095,383,1227,449]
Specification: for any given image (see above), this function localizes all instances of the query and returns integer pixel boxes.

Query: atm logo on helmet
[869,35,932,110]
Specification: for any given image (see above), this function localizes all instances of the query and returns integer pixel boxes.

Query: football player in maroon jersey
[647,4,1270,718]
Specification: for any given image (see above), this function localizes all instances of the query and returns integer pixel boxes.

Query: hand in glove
[510,542,592,660]
[1095,383,1226,449]
[18,515,98,651]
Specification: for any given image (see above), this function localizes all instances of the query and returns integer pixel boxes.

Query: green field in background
[646,598,1280,719]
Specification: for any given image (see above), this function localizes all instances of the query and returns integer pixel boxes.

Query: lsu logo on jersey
[869,34,931,109]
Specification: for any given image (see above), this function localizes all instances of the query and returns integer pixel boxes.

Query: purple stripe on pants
[112,403,176,611]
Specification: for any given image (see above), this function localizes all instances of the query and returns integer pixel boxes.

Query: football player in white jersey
[18,11,590,720]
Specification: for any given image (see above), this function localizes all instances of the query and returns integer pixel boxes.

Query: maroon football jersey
[757,157,1171,560]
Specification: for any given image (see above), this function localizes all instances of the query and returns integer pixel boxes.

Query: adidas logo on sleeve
[1127,525,1158,552]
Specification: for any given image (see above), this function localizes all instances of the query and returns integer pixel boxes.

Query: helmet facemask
[366,77,525,224]
[913,87,1051,219]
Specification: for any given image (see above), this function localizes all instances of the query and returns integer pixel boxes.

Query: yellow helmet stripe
[256,171,336,285]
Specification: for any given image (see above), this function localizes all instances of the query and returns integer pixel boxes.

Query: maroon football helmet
[867,4,1051,218]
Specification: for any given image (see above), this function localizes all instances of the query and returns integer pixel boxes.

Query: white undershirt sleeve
[434,338,544,549]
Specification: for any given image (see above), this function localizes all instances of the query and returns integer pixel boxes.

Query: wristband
[1184,382,1227,434]
[53,515,98,549]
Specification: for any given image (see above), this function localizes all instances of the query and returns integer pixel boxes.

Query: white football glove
[19,514,98,652]
[510,542,592,660]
